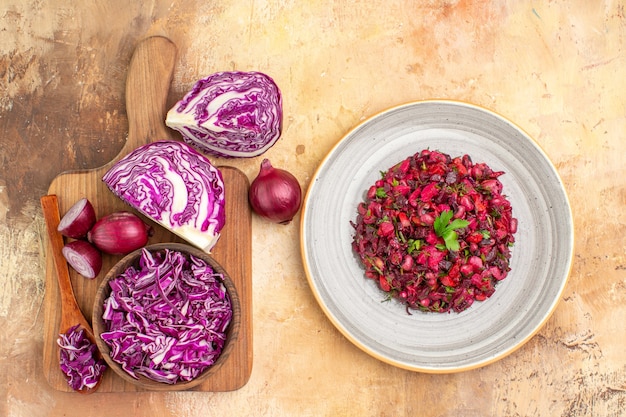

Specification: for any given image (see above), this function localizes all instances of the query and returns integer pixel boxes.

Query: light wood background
[1,1,624,416]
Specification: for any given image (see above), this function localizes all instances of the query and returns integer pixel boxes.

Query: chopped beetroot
[350,149,517,313]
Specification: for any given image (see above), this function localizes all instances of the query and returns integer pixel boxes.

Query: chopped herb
[433,210,469,251]
[407,239,421,254]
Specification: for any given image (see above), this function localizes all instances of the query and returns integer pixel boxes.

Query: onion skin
[248,159,302,224]
[57,198,96,239]
[62,240,102,279]
[87,211,152,255]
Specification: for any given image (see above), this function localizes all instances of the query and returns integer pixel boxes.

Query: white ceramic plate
[300,100,573,373]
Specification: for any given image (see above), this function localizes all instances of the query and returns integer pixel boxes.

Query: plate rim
[299,99,574,373]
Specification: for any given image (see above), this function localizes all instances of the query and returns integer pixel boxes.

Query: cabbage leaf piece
[166,71,282,158]
[103,140,225,252]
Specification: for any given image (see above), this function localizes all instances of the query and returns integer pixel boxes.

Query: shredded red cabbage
[100,248,232,384]
[57,325,107,391]
[165,71,283,158]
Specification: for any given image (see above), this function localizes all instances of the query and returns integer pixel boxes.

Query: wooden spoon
[41,194,103,394]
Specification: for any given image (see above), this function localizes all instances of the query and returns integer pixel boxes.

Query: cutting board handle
[123,36,177,155]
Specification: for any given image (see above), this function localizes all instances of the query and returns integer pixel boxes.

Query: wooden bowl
[92,243,241,391]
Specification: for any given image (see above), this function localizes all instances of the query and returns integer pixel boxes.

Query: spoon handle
[41,194,89,332]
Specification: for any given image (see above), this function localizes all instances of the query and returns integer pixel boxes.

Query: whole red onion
[248,159,302,224]
[87,211,152,255]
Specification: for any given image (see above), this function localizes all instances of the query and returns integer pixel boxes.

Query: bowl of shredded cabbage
[92,243,240,391]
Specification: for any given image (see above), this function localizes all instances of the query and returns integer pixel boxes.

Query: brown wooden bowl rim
[92,242,241,391]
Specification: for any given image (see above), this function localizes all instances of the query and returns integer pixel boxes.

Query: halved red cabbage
[165,71,282,158]
[57,325,107,391]
[102,140,225,253]
[100,248,232,384]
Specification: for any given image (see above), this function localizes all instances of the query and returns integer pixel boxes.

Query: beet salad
[350,149,518,313]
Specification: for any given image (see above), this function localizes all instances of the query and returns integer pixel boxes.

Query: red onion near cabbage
[249,158,302,224]
[61,240,102,279]
[100,248,232,384]
[57,325,107,391]
[165,71,282,158]
[102,140,225,253]
[57,197,96,239]
[88,211,152,255]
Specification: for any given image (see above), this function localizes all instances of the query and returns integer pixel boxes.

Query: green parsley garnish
[433,210,469,251]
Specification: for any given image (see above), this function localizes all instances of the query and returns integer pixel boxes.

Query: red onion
[62,240,102,279]
[102,140,226,253]
[57,198,96,239]
[87,211,152,255]
[248,159,302,224]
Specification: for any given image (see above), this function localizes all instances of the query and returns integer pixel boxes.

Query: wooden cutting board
[41,36,253,392]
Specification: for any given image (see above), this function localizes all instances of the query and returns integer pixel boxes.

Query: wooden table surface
[1,1,624,416]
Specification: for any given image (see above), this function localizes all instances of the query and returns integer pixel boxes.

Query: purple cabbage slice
[57,325,107,391]
[102,140,225,253]
[165,71,282,158]
[100,248,233,384]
